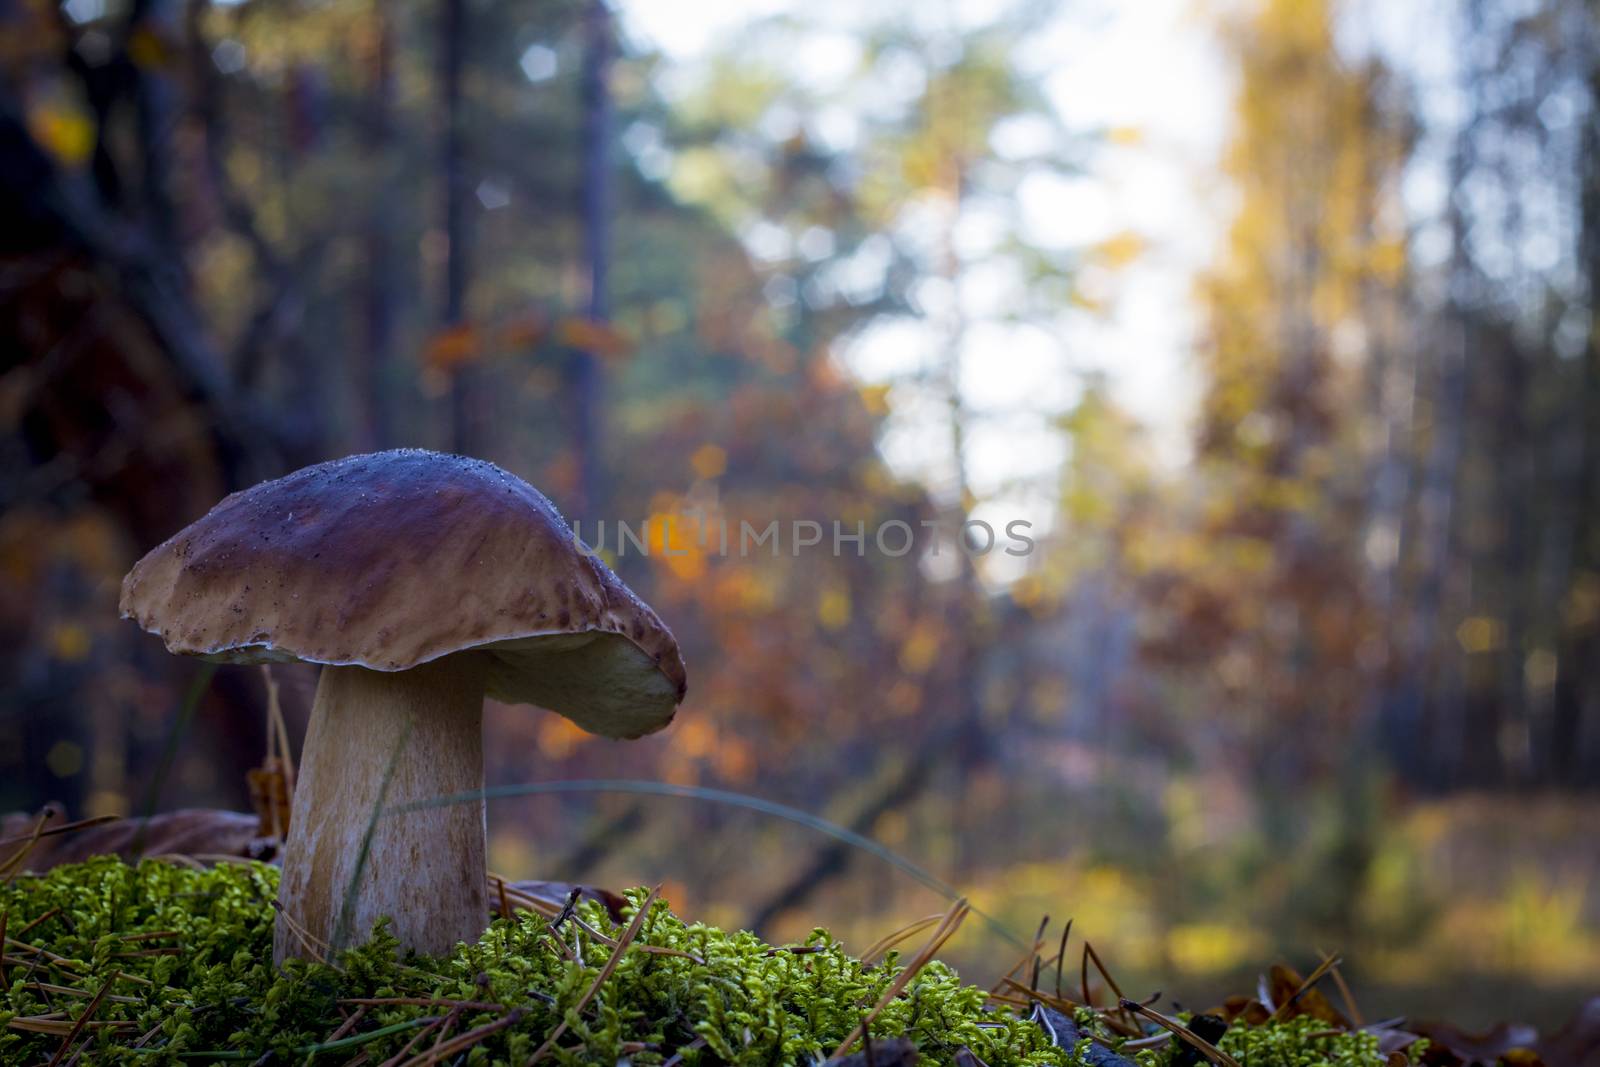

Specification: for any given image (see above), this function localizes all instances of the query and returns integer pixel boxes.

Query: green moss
[1211,1017,1401,1067]
[1,858,1406,1065]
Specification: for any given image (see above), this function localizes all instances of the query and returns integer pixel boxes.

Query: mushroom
[119,449,686,963]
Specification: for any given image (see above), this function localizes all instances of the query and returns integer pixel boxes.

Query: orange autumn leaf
[540,451,580,500]
[424,323,482,371]
[557,317,633,359]
[1094,230,1146,268]
[28,98,94,167]
[127,26,179,71]
[859,384,891,416]
[499,309,551,349]
[690,443,727,481]
[646,511,706,582]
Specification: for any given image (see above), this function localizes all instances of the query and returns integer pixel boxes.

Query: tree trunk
[361,3,397,451]
[571,0,612,517]
[1551,14,1600,785]
[441,0,477,454]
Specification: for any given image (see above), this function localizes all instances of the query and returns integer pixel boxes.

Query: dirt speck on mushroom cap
[119,449,686,736]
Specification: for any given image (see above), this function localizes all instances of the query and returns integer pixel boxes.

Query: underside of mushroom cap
[119,449,686,738]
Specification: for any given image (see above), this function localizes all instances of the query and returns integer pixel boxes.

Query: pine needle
[0,815,120,851]
[269,899,333,966]
[0,810,54,879]
[1316,946,1363,1027]
[46,975,115,1067]
[1120,999,1243,1067]
[1268,953,1341,1023]
[860,913,943,968]
[830,897,969,1060]
[523,885,661,1065]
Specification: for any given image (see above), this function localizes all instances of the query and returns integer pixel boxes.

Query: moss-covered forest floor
[0,856,1555,1067]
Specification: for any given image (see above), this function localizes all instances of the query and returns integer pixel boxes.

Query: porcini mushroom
[119,449,686,963]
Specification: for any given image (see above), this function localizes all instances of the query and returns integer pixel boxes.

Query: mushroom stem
[274,655,488,964]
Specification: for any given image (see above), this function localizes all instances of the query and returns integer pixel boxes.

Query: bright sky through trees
[620,0,1230,506]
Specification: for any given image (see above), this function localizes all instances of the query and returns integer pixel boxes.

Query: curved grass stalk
[388,779,1025,950]
[131,663,218,858]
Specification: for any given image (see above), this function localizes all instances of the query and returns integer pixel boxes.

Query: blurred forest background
[3,0,1599,1032]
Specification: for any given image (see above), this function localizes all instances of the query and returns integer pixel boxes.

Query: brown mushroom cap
[120,449,686,738]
